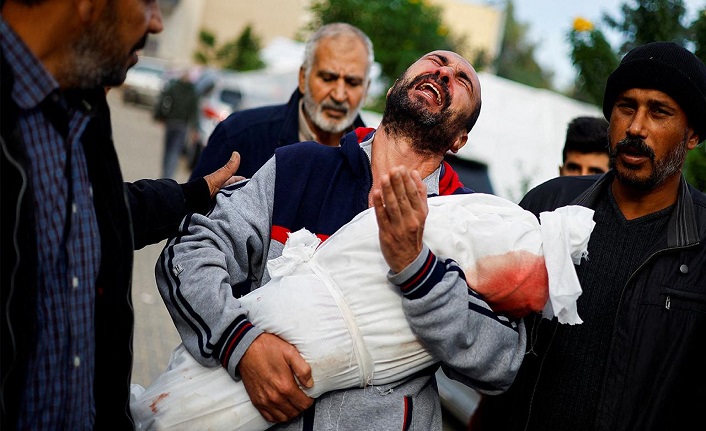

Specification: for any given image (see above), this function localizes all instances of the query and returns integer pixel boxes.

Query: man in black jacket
[0,1,238,429]
[472,42,706,431]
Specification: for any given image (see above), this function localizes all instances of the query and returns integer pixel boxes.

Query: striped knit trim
[163,214,216,357]
[402,396,413,431]
[398,250,445,300]
[216,316,254,368]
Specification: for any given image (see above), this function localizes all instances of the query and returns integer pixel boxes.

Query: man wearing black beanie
[470,41,706,431]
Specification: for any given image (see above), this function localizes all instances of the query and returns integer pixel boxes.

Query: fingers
[379,167,427,218]
[288,351,314,389]
[374,166,428,273]
[204,151,241,198]
[239,334,313,423]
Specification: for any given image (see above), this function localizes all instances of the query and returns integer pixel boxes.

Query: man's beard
[302,82,357,134]
[63,4,137,88]
[609,133,688,189]
[382,73,467,155]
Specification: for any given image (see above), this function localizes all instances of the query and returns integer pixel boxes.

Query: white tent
[462,72,602,202]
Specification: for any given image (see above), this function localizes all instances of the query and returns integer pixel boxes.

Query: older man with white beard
[190,22,373,179]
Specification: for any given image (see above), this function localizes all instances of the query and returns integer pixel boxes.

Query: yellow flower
[573,17,594,32]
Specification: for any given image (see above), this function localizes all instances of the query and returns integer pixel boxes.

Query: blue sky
[507,0,706,89]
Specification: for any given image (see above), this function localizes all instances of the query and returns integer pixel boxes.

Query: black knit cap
[603,41,706,141]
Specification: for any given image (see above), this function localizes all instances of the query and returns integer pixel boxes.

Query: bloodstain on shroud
[465,250,549,317]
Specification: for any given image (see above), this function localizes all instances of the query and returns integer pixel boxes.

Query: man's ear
[298,66,306,95]
[687,127,702,150]
[449,132,468,154]
[386,79,398,99]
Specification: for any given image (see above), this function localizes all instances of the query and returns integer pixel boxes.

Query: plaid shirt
[2,20,101,430]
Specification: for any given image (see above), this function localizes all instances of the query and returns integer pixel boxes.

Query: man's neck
[369,125,444,185]
[611,173,681,220]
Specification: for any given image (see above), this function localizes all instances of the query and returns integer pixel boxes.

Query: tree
[494,0,553,90]
[568,18,619,105]
[691,6,706,61]
[603,0,690,53]
[684,144,706,192]
[193,25,265,71]
[193,29,218,65]
[306,0,457,86]
[218,25,266,71]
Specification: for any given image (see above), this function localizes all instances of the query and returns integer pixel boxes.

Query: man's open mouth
[416,82,442,105]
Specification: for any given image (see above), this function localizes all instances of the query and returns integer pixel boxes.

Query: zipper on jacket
[665,295,671,310]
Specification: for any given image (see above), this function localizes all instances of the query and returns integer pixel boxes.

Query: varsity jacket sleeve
[389,246,527,394]
[155,158,277,378]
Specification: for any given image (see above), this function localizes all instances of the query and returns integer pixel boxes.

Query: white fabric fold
[539,206,595,324]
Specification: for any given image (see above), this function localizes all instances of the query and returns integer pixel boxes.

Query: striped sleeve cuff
[388,245,446,300]
[215,315,262,374]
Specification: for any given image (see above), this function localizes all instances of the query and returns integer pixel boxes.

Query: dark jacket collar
[572,171,700,248]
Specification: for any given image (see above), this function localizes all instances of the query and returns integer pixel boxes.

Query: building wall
[429,0,505,69]
[152,0,504,70]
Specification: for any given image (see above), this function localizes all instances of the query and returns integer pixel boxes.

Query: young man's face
[559,151,610,176]
[608,87,700,189]
[68,0,163,88]
[300,35,370,134]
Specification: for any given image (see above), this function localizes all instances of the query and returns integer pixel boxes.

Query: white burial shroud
[131,193,595,431]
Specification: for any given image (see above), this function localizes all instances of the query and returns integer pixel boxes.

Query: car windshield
[220,89,242,107]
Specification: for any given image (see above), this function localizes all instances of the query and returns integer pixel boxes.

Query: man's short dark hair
[562,116,609,162]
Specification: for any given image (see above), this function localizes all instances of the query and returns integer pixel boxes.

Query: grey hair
[302,23,374,82]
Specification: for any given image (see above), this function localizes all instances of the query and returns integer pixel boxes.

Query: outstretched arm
[372,166,526,393]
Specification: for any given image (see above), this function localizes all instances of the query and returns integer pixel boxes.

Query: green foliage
[307,0,456,86]
[194,29,218,65]
[569,0,692,105]
[691,8,706,62]
[603,0,689,53]
[219,25,266,71]
[685,144,706,192]
[493,1,554,90]
[568,28,618,105]
[192,25,265,71]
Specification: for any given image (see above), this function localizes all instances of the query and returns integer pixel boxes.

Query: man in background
[190,22,373,179]
[559,115,610,176]
[154,69,200,179]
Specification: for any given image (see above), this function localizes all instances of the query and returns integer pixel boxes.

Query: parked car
[186,70,244,169]
[197,71,243,141]
[121,57,168,107]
